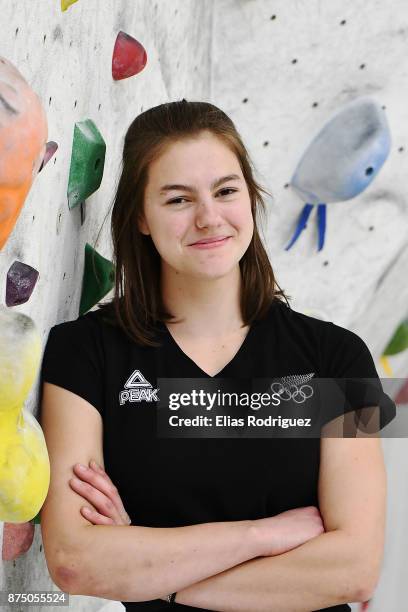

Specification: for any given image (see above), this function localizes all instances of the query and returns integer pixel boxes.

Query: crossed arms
[41,384,385,611]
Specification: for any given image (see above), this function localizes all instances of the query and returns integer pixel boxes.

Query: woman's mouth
[189,237,231,249]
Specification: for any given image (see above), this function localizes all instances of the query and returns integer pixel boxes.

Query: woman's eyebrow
[159,174,242,194]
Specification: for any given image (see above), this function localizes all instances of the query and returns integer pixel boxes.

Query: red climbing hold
[395,379,408,404]
[2,522,35,560]
[112,31,147,81]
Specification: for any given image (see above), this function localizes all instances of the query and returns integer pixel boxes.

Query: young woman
[40,100,391,611]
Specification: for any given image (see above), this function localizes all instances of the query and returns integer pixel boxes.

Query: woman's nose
[194,199,222,226]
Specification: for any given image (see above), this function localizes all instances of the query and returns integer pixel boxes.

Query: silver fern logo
[270,373,315,404]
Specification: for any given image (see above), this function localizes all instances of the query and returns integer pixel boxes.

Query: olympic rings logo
[270,381,314,404]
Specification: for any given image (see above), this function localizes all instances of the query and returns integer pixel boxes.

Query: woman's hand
[69,460,131,526]
[253,506,325,557]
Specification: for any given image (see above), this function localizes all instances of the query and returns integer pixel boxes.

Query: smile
[189,237,231,249]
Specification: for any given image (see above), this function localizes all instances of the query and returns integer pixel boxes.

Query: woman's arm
[168,414,386,611]
[173,529,368,611]
[43,381,385,608]
[66,430,382,611]
[56,520,258,602]
[67,420,384,611]
[67,467,327,607]
[42,381,321,603]
[68,466,372,612]
[40,382,258,601]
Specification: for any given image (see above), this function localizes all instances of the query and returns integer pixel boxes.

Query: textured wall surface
[0,0,407,610]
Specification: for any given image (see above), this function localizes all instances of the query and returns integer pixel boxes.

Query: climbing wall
[213,4,408,612]
[0,0,213,610]
[0,1,407,611]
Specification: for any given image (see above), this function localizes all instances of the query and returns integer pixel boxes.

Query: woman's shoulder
[283,304,370,354]
[48,309,102,333]
[269,298,333,332]
[44,309,109,355]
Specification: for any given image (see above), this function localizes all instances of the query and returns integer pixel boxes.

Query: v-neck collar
[161,317,260,378]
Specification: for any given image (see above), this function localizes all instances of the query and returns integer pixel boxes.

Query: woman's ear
[137,215,150,236]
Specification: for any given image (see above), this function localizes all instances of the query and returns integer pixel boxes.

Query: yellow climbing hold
[61,0,79,12]
[0,306,50,523]
[379,355,393,377]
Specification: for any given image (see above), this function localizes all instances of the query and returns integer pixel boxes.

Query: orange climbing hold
[112,31,147,80]
[0,56,47,251]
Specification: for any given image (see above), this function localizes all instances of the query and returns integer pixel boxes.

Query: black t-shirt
[39,299,395,612]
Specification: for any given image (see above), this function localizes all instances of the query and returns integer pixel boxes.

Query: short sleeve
[39,314,105,419]
[319,322,396,433]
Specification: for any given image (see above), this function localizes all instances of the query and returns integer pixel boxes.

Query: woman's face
[140,131,254,281]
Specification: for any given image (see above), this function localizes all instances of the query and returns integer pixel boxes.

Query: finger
[72,464,127,521]
[69,476,125,525]
[78,469,131,525]
[90,460,105,473]
[71,476,124,524]
[89,461,122,496]
[73,464,121,510]
[81,506,115,526]
[87,462,131,524]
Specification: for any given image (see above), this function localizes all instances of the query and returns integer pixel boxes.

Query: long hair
[95,99,291,346]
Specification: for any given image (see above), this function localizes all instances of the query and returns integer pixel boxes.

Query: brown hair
[95,99,291,346]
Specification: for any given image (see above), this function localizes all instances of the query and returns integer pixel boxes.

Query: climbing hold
[112,31,147,80]
[6,261,39,306]
[286,97,391,251]
[79,243,115,315]
[67,119,106,209]
[0,56,47,251]
[80,200,86,225]
[0,306,50,523]
[2,522,35,560]
[379,355,393,377]
[38,141,58,173]
[383,319,408,356]
[284,203,313,251]
[316,204,326,252]
[61,0,78,11]
[395,379,408,404]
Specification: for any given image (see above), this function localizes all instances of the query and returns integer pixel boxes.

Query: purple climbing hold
[38,141,58,173]
[112,31,147,80]
[6,261,39,306]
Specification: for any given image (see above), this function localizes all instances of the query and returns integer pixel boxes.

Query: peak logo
[119,370,159,405]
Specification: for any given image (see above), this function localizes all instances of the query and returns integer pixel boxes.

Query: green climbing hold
[67,119,106,209]
[383,319,408,356]
[79,243,115,315]
[32,511,41,524]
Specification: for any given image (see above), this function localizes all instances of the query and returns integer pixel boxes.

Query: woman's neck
[161,267,245,337]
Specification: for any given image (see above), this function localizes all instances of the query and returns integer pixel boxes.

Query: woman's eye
[167,188,237,205]
[167,196,188,205]
[218,188,237,197]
